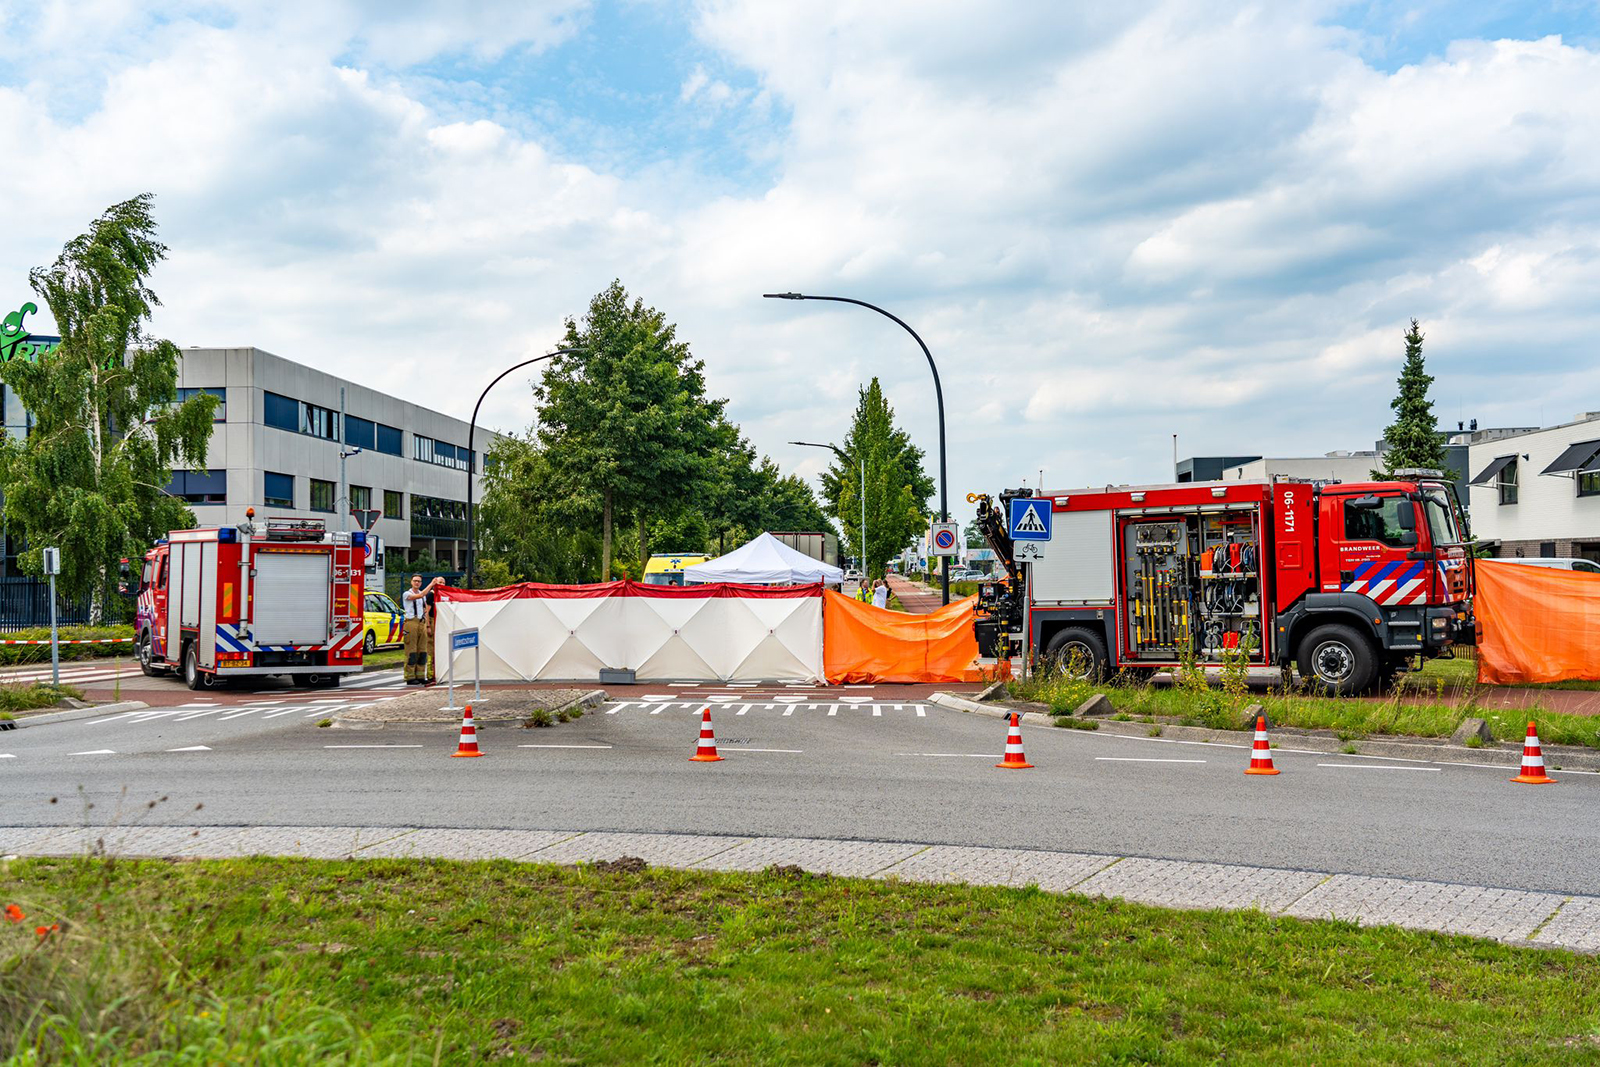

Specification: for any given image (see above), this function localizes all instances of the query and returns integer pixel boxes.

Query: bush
[0,683,83,713]
[526,709,554,728]
[0,627,134,666]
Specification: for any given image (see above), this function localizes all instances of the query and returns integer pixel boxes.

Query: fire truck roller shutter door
[253,552,333,646]
[199,542,218,667]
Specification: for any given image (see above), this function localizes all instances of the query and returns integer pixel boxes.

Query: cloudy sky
[2,0,1597,528]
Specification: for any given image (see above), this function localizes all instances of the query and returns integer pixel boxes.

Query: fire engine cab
[971,476,1473,694]
[122,513,366,690]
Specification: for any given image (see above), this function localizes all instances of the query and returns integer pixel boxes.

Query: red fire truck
[122,513,367,690]
[971,475,1473,693]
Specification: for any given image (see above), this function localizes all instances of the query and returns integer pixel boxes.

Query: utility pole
[339,387,348,532]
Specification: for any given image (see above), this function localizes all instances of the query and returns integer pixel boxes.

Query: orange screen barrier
[822,591,980,684]
[1475,560,1600,685]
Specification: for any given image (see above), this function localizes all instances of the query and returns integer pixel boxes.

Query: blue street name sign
[1009,498,1053,542]
[451,628,480,651]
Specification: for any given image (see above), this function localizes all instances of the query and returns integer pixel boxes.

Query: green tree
[476,433,604,584]
[700,419,832,556]
[536,281,723,579]
[0,195,216,618]
[1375,319,1447,478]
[819,378,934,580]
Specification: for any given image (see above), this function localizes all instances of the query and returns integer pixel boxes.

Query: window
[344,415,376,451]
[383,490,403,519]
[1422,490,1460,547]
[310,478,335,512]
[350,485,372,512]
[1580,469,1600,498]
[413,433,473,472]
[263,471,294,508]
[176,386,226,421]
[1343,496,1413,547]
[1499,458,1519,506]
[301,401,339,441]
[165,469,227,504]
[375,423,402,456]
[263,391,299,432]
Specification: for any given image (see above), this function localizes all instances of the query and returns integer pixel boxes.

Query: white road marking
[0,754,14,759]
[775,696,805,703]
[840,697,873,704]
[167,745,211,752]
[217,708,261,721]
[827,706,839,716]
[737,748,803,753]
[606,703,630,714]
[896,752,1003,758]
[726,682,756,687]
[324,744,424,749]
[915,705,926,717]
[669,682,696,687]
[1095,757,1207,763]
[69,749,116,755]
[782,706,796,716]
[649,704,668,715]
[1316,763,1439,772]
[737,704,751,715]
[517,743,613,749]
[174,709,227,721]
[641,694,675,700]
[264,706,317,718]
[872,707,882,717]
[87,711,140,725]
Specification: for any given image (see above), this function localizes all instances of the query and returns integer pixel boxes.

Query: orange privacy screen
[823,591,979,684]
[1475,560,1600,685]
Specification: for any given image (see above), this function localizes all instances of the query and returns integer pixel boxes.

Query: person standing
[401,574,441,685]
[872,578,889,610]
[424,577,447,684]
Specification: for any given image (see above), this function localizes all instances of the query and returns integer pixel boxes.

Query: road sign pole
[1022,562,1031,682]
[445,635,457,712]
[474,642,481,703]
[48,570,59,688]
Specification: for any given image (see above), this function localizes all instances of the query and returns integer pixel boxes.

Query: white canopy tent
[682,532,845,586]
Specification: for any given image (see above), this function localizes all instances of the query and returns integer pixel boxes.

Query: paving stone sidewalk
[336,687,599,723]
[3,825,1594,954]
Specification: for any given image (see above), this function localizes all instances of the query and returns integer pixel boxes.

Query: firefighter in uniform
[402,574,441,685]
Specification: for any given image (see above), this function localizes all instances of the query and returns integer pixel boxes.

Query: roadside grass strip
[4,857,1600,1064]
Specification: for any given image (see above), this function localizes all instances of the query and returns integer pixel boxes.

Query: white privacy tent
[681,532,844,586]
[433,581,825,682]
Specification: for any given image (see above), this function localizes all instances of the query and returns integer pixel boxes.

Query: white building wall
[1220,455,1381,484]
[174,347,501,558]
[1466,415,1600,551]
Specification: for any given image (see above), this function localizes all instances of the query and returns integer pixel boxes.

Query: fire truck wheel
[182,643,207,691]
[1296,624,1377,695]
[1043,627,1108,681]
[137,631,162,677]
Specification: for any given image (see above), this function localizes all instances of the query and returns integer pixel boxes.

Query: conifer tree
[1375,319,1447,477]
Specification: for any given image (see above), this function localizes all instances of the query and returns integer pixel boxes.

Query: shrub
[526,709,554,728]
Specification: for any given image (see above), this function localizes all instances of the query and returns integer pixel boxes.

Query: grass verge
[361,648,406,671]
[4,856,1599,1064]
[0,682,84,713]
[1010,667,1600,749]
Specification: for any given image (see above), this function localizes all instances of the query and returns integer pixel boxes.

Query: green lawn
[4,857,1598,1064]
[361,648,406,670]
[1010,669,1600,750]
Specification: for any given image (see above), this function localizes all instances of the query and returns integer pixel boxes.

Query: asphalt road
[5,689,1597,895]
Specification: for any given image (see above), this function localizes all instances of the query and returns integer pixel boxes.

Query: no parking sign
[930,522,959,557]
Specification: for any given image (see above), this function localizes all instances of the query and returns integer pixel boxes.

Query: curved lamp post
[791,440,865,579]
[464,346,583,588]
[764,292,951,605]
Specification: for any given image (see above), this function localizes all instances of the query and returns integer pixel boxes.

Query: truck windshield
[1422,490,1461,546]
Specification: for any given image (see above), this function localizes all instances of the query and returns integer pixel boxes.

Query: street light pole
[791,440,865,579]
[765,292,951,605]
[464,347,584,588]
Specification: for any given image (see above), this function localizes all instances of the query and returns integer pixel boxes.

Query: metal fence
[0,577,134,632]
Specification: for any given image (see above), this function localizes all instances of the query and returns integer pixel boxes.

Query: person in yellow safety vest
[402,574,442,685]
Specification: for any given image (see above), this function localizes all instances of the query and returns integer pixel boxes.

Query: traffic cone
[1244,715,1279,775]
[689,706,724,762]
[995,712,1033,769]
[1511,721,1556,784]
[450,706,483,758]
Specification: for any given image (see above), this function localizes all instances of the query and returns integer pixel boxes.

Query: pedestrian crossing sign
[1009,498,1052,541]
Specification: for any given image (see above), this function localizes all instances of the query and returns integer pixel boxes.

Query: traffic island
[332,687,604,727]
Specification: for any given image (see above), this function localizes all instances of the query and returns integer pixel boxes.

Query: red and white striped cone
[450,705,483,758]
[1511,721,1555,785]
[689,706,724,762]
[995,712,1034,769]
[1244,715,1279,776]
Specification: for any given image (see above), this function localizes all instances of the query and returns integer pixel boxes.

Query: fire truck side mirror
[1396,503,1416,530]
